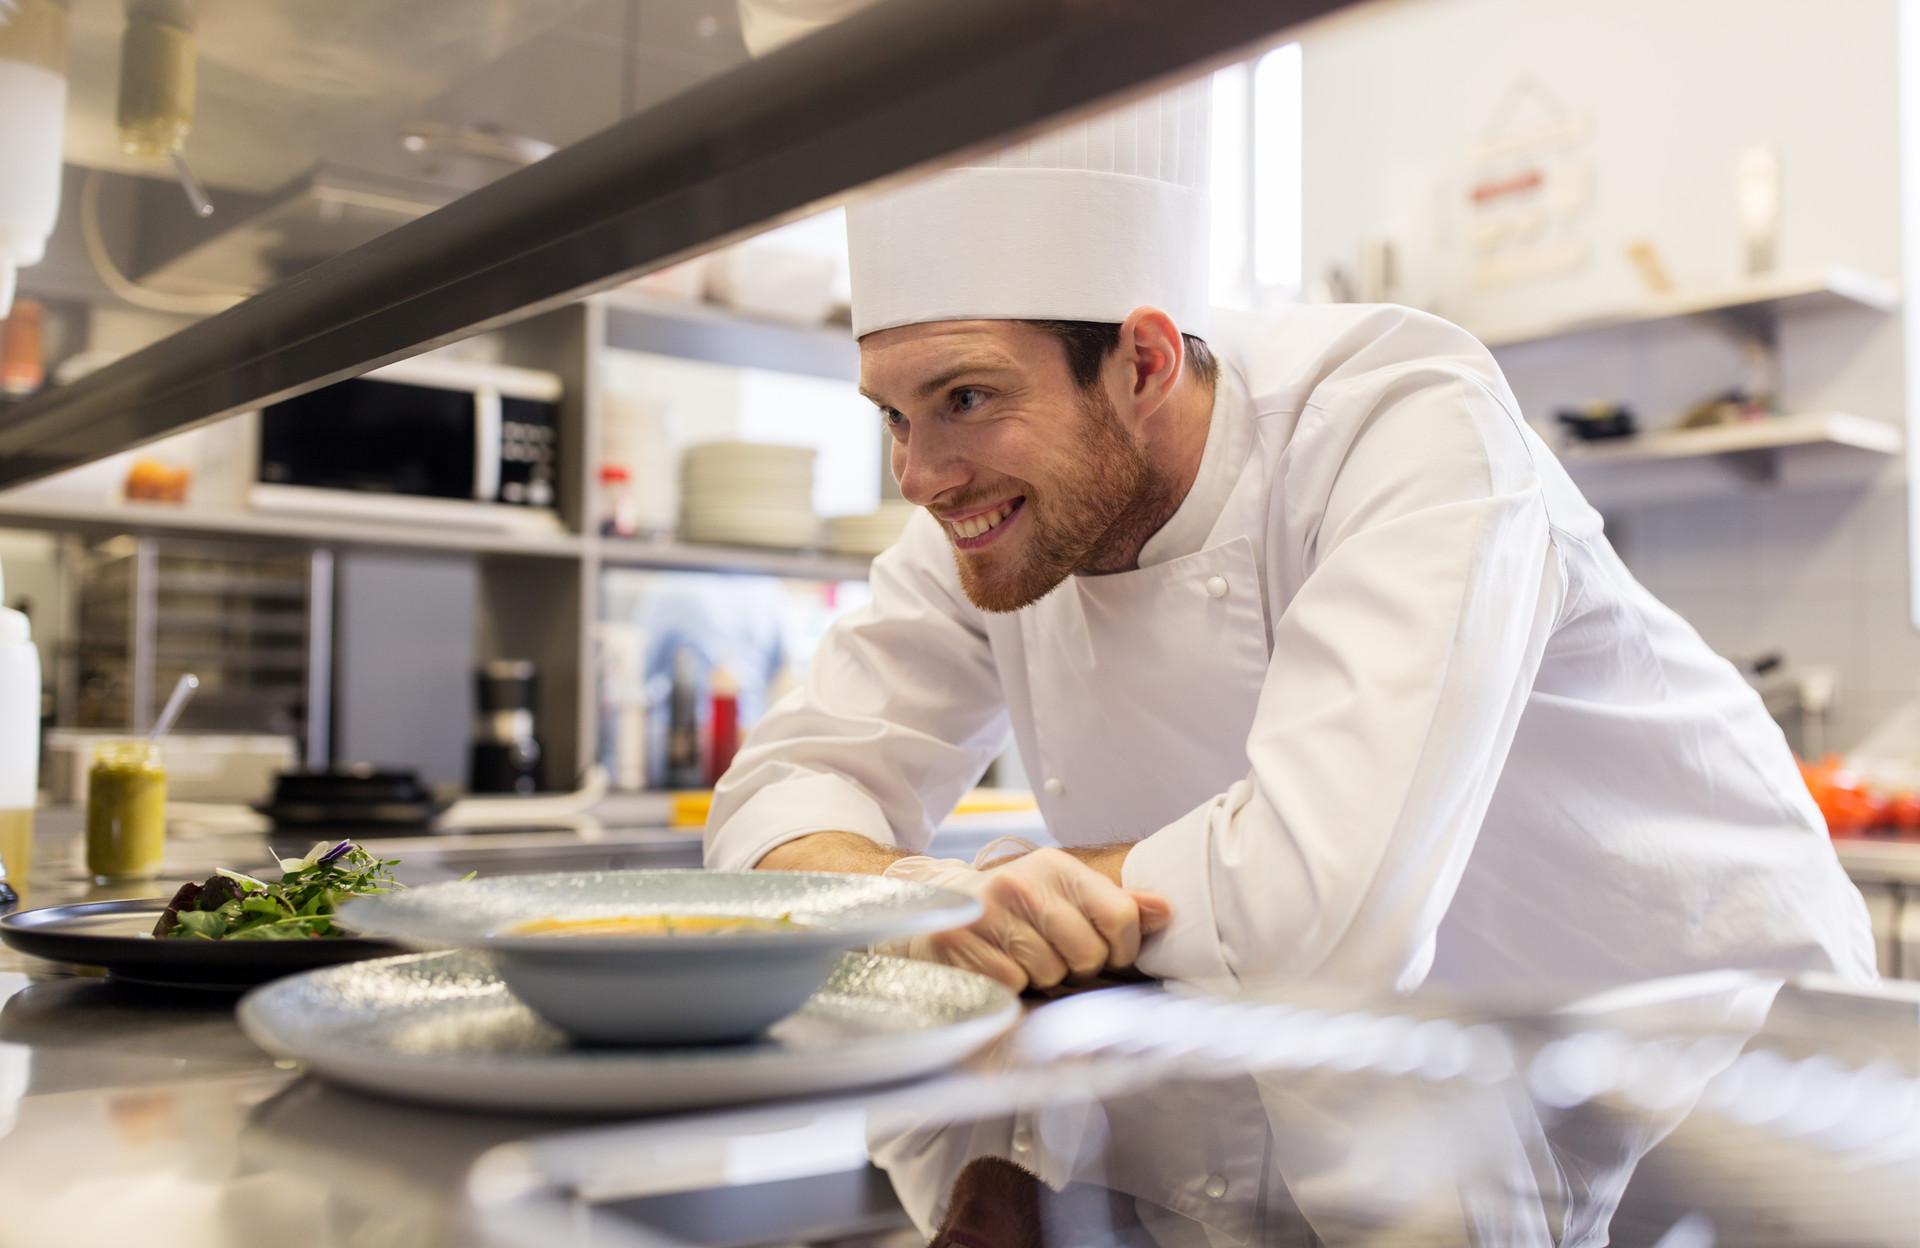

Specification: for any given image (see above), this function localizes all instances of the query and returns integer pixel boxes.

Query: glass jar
[86,740,167,882]
[116,7,195,159]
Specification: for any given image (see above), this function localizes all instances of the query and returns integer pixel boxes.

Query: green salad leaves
[155,839,401,941]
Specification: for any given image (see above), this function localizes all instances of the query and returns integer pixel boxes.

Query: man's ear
[1116,306,1185,422]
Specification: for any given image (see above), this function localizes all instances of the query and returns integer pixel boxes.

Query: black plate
[0,899,405,991]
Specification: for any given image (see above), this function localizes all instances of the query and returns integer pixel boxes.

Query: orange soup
[507,913,800,937]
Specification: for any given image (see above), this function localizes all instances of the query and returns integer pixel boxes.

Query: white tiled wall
[1605,472,1916,752]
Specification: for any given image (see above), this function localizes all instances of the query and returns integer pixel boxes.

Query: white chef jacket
[707,302,1876,1000]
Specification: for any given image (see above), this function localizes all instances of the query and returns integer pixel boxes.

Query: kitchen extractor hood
[131,164,457,296]
[57,0,594,194]
[0,0,1357,488]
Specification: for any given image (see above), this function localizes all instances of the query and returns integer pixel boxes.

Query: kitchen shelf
[597,292,857,382]
[0,496,587,559]
[76,608,309,637]
[0,495,881,582]
[1555,413,1902,506]
[1832,836,1920,886]
[1559,413,1902,465]
[1476,267,1899,350]
[596,537,873,582]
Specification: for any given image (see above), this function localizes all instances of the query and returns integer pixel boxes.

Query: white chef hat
[847,86,1213,339]
[732,1,1212,341]
[736,0,877,58]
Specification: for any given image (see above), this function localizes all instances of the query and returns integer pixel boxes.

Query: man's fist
[883,847,1171,991]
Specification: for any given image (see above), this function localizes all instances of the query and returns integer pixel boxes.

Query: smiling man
[865,317,1215,615]
[703,85,1873,1008]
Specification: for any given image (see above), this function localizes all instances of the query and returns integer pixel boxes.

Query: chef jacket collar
[1131,363,1251,570]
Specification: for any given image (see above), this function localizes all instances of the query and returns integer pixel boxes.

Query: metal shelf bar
[0,0,1347,488]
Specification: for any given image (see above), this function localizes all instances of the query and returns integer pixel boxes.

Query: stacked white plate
[679,441,819,549]
[824,501,919,556]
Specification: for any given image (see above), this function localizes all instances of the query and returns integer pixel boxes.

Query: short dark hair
[1025,320,1220,392]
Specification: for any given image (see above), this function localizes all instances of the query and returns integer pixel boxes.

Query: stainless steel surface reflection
[0,814,1915,1246]
[476,975,1920,1248]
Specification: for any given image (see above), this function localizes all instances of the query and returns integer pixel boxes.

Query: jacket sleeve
[1123,369,1567,993]
[704,510,1011,870]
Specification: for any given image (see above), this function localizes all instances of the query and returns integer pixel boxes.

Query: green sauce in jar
[86,740,166,882]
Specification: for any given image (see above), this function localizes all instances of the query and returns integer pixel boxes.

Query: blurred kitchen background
[2,0,1919,970]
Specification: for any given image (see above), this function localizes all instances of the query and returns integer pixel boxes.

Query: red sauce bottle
[706,665,740,787]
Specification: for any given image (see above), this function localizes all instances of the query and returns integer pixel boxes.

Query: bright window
[1212,43,1303,308]
[1251,43,1304,298]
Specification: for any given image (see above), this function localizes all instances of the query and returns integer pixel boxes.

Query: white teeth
[951,502,1014,541]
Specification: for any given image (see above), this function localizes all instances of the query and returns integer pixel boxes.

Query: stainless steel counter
[0,815,718,1247]
[2,815,1916,1247]
[0,810,1040,1246]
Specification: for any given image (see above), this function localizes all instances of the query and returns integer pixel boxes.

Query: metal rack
[69,537,323,754]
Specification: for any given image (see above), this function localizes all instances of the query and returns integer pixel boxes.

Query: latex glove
[881,847,1172,991]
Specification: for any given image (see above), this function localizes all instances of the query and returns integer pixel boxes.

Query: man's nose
[893,430,969,507]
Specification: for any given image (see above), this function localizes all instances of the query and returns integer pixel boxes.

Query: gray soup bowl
[336,870,981,1045]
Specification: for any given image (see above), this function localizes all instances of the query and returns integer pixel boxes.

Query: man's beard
[953,386,1164,614]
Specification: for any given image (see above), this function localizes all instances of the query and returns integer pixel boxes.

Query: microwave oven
[252,356,564,532]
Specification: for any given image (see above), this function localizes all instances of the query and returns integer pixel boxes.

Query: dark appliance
[470,660,543,795]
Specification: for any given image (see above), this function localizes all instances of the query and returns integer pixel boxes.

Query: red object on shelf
[598,463,637,537]
[1885,792,1920,835]
[705,666,740,787]
[1800,755,1903,838]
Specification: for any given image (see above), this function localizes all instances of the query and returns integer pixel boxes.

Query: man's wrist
[1059,843,1131,887]
[756,830,912,875]
[973,843,1129,885]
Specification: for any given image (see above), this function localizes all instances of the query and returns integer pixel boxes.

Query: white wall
[1297,0,1915,749]
[1303,0,1903,328]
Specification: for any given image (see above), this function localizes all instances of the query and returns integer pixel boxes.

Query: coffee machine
[469,659,542,794]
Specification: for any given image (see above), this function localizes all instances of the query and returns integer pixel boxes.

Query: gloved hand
[881,846,1171,991]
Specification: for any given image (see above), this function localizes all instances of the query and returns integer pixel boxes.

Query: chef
[706,13,1877,1231]
[705,75,1874,1000]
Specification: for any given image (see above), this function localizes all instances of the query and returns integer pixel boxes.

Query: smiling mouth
[944,497,1025,549]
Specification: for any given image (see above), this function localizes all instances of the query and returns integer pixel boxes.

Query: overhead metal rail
[0,0,1356,487]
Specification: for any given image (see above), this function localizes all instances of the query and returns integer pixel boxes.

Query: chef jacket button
[1204,575,1229,599]
[1012,1126,1033,1153]
[1203,1174,1228,1200]
[1042,776,1065,798]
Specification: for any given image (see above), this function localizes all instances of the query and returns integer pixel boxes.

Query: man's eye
[881,408,908,435]
[952,387,987,413]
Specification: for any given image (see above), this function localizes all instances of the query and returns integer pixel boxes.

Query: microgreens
[157,842,402,941]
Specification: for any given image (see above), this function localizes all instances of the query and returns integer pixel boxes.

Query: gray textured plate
[334,869,981,955]
[237,950,1019,1113]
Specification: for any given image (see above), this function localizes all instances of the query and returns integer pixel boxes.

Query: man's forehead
[857,320,1044,401]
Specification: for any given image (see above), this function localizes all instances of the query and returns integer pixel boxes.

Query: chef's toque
[732,1,1212,340]
[734,0,877,59]
[847,86,1213,339]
